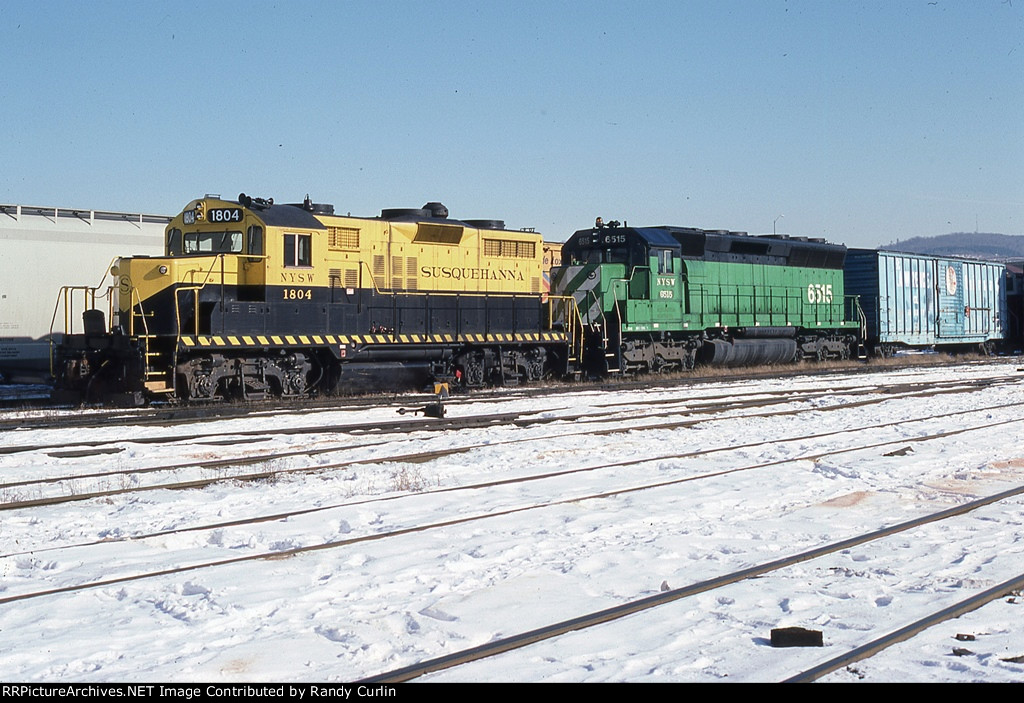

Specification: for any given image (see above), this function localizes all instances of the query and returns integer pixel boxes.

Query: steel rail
[0,374,1011,461]
[783,572,1024,682]
[3,410,1023,607]
[359,482,1024,683]
[0,354,1007,423]
[3,384,1019,514]
[6,397,1023,563]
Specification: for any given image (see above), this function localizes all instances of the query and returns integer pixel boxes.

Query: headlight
[158,265,168,275]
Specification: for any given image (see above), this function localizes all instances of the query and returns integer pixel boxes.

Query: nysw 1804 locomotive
[52,195,576,404]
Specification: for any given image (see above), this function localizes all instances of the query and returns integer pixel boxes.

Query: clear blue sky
[1,0,1021,246]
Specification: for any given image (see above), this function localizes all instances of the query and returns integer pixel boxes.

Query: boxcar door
[936,261,965,340]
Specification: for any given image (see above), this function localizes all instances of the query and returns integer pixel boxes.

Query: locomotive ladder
[139,335,174,392]
[548,295,586,370]
[129,291,174,394]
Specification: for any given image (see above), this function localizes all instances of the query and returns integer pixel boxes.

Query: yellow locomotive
[53,194,573,403]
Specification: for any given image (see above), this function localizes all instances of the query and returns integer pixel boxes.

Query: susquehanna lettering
[420,266,524,281]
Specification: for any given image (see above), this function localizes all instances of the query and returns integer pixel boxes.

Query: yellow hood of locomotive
[113,255,241,312]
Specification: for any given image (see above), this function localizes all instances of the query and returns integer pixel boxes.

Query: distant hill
[879,232,1024,261]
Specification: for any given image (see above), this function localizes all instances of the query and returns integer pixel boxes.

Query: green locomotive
[550,222,864,374]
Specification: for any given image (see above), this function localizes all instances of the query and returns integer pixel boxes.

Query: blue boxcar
[844,249,1007,354]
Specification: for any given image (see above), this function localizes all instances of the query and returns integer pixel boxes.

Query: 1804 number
[209,208,243,223]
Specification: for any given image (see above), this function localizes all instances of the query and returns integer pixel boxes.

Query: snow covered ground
[1,361,1023,682]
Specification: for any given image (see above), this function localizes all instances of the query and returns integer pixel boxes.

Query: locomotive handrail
[168,255,550,343]
[91,256,120,292]
[849,295,867,341]
[49,286,116,336]
[171,259,213,340]
[48,255,119,340]
[546,295,584,363]
[588,286,604,322]
[48,286,94,377]
[359,259,384,295]
[185,253,228,288]
[685,282,859,330]
[160,253,238,289]
[47,284,115,376]
[607,274,635,369]
[128,287,150,339]
[174,285,206,338]
[171,284,202,398]
[351,256,585,355]
[170,254,235,339]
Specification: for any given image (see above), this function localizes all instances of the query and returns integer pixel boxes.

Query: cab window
[658,249,674,274]
[246,226,264,256]
[167,228,182,255]
[284,233,312,267]
[182,230,243,254]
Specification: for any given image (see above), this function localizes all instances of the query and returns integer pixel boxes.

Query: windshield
[569,247,627,265]
[182,230,244,254]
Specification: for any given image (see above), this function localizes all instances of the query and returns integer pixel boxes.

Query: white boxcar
[0,204,168,381]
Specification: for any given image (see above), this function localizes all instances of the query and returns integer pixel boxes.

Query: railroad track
[1,375,1016,513]
[3,362,1022,681]
[4,388,1022,599]
[3,395,1020,558]
[359,484,1024,682]
[0,354,1007,431]
[5,414,1023,680]
[0,369,1010,458]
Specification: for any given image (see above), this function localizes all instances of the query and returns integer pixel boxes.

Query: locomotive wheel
[459,355,485,387]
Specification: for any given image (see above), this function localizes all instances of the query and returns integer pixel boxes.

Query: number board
[208,208,243,223]
[591,233,626,245]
